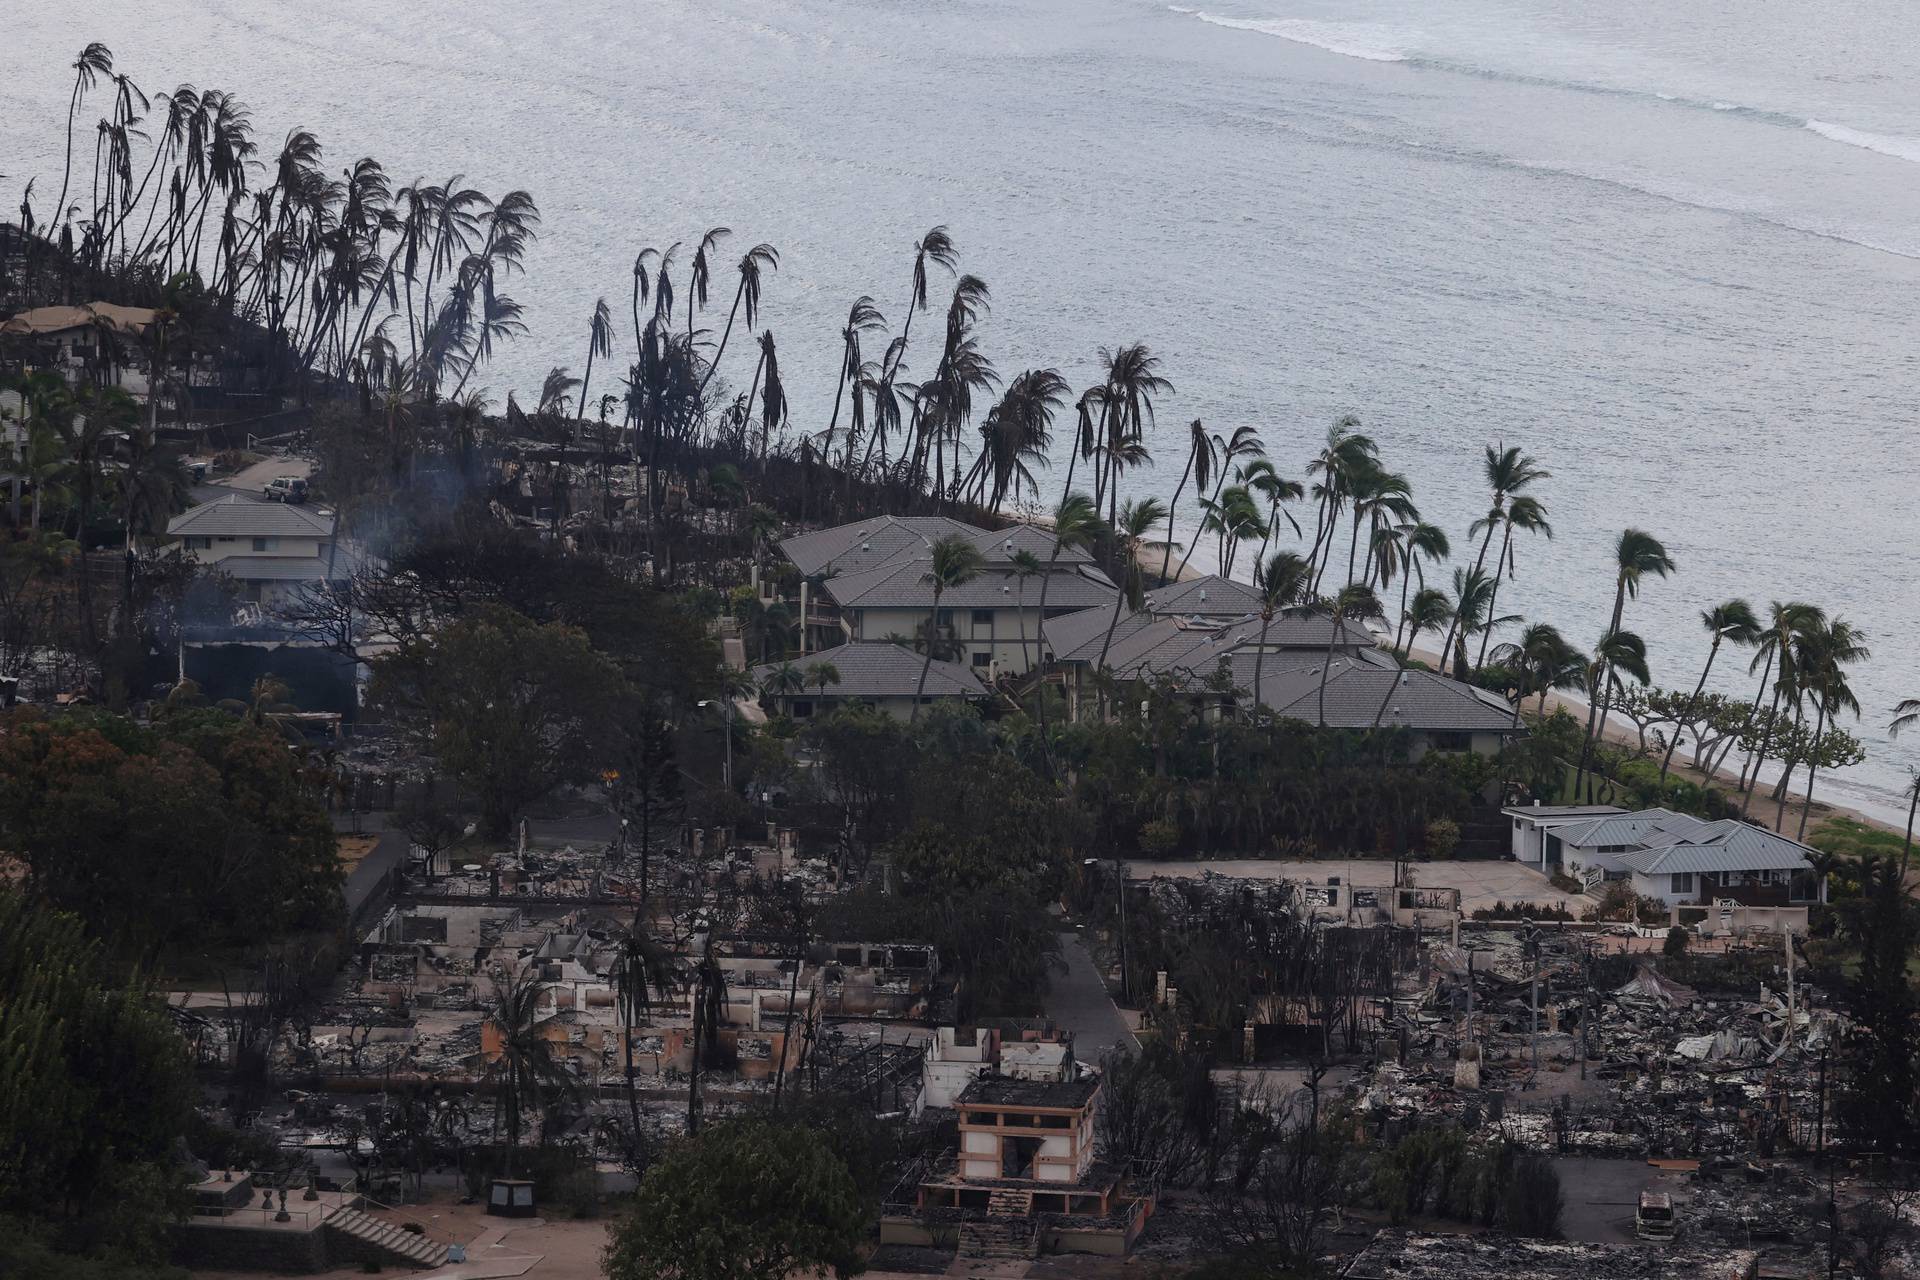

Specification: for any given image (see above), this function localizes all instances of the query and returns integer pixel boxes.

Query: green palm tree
[1034,494,1102,761]
[1575,529,1675,800]
[1386,521,1451,656]
[1160,419,1214,584]
[1658,600,1761,782]
[486,971,579,1176]
[1473,493,1553,672]
[1312,584,1381,727]
[1093,345,1171,524]
[1445,566,1503,680]
[804,661,841,699]
[760,661,805,703]
[1400,586,1454,665]
[1790,617,1869,839]
[1094,496,1170,675]
[1304,417,1379,592]
[1893,701,1920,874]
[1241,458,1306,576]
[1439,443,1548,662]
[1174,424,1261,579]
[1009,549,1044,674]
[1250,552,1312,715]
[911,534,986,721]
[1490,623,1586,727]
[1735,601,1825,815]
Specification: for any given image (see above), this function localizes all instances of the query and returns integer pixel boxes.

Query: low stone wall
[175,1220,329,1273]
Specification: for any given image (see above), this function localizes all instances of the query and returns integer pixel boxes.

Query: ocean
[6,0,1917,824]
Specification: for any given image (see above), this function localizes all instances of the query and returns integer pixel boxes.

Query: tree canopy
[603,1115,867,1280]
[0,708,340,957]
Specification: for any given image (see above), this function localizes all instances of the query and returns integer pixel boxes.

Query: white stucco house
[161,494,352,606]
[1504,803,1824,907]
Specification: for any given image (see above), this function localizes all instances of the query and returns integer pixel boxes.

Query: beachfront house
[748,640,992,721]
[778,516,1118,679]
[1042,576,1520,757]
[1502,804,1825,906]
[160,493,352,606]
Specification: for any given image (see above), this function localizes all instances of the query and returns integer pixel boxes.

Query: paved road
[1045,929,1139,1066]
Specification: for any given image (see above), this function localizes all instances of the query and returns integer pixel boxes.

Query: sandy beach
[1397,638,1905,844]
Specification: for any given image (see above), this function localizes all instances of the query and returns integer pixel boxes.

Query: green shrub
[1424,818,1461,859]
[1138,819,1181,857]
[1663,926,1690,958]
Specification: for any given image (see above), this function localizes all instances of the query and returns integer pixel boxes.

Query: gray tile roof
[1612,819,1816,875]
[779,515,978,578]
[1046,605,1384,680]
[1142,575,1266,616]
[1238,658,1521,732]
[167,493,335,539]
[749,641,988,701]
[824,559,1117,611]
[779,515,1094,580]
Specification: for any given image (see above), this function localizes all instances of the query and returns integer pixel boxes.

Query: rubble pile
[1353,925,1837,1160]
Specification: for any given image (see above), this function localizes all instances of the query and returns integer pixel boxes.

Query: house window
[1670,873,1695,896]
[1429,731,1472,752]
[970,652,992,668]
[972,609,994,626]
[936,609,954,627]
[251,536,277,552]
[791,699,813,719]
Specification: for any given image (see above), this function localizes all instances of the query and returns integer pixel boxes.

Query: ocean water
[6,0,1917,825]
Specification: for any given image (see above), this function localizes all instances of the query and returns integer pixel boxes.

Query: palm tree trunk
[1739,677,1789,820]
[1251,610,1273,716]
[1392,564,1414,656]
[910,585,943,723]
[1316,606,1342,728]
[1660,635,1722,783]
[1474,522,1516,672]
[1438,513,1502,675]
[1734,651,1778,797]
[1900,777,1917,879]
[1159,447,1196,586]
[1794,698,1828,840]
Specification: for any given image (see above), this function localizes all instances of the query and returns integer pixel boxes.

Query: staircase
[957,1216,1037,1262]
[325,1205,449,1270]
[956,1190,1039,1261]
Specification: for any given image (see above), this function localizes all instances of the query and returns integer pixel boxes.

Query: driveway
[1121,857,1593,915]
[1045,929,1139,1066]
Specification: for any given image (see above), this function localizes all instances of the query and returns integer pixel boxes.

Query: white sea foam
[1805,118,1920,164]
[1174,8,1409,62]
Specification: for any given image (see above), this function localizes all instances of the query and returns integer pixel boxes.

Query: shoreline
[1395,635,1905,845]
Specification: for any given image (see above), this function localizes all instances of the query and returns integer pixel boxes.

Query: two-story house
[162,494,350,606]
[779,515,1118,680]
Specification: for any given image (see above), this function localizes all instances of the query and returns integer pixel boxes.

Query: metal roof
[748,641,989,701]
[1500,804,1628,822]
[1613,820,1816,875]
[167,493,336,538]
[1553,808,1699,849]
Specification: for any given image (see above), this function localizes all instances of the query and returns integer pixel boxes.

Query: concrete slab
[1122,858,1594,916]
